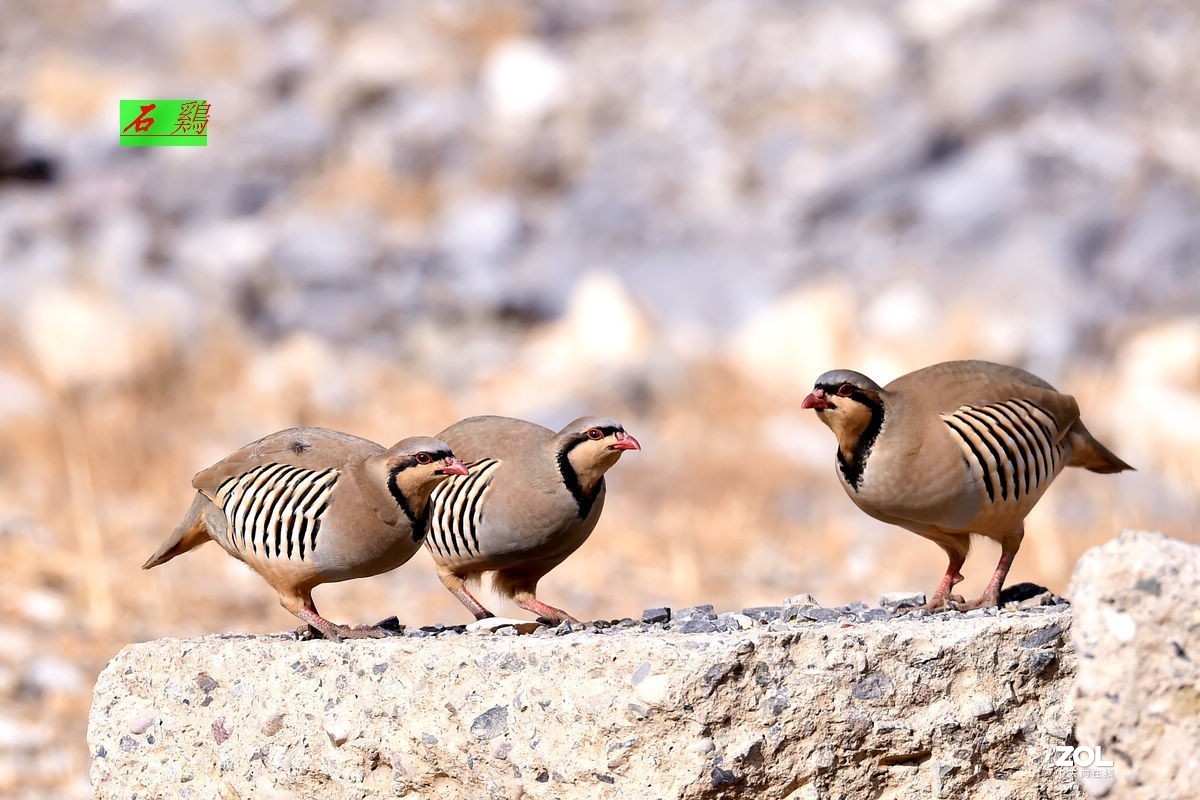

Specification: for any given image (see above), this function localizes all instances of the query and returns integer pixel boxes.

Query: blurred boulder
[1070,531,1200,799]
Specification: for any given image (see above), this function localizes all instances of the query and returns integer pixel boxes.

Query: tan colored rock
[1070,531,1200,799]
[89,611,1078,799]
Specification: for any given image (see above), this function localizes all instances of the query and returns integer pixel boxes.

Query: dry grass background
[1,1,1199,797]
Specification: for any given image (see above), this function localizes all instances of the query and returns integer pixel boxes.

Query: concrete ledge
[88,609,1077,799]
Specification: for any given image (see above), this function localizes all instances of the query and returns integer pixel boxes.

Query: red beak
[802,389,833,410]
[438,457,470,476]
[609,432,641,452]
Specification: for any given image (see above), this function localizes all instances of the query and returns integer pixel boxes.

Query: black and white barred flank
[213,463,339,561]
[426,458,501,559]
[941,398,1068,503]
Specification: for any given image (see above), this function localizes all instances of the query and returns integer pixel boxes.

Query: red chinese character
[171,101,211,136]
[122,103,157,133]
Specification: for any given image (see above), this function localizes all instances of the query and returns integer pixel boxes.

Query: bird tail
[142,493,215,569]
[1068,424,1134,474]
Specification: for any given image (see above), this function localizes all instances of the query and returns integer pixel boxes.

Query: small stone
[797,606,844,623]
[119,735,137,752]
[632,662,652,685]
[129,712,156,735]
[325,720,353,748]
[782,593,818,607]
[553,621,574,635]
[489,740,512,760]
[467,617,543,635]
[851,672,895,701]
[1025,651,1056,675]
[617,617,640,628]
[196,675,218,694]
[1133,576,1161,596]
[470,706,509,740]
[679,619,719,634]
[642,607,671,624]
[766,694,789,716]
[710,767,738,787]
[675,605,716,620]
[1016,592,1055,610]
[741,606,782,622]
[714,613,745,632]
[969,696,995,718]
[879,592,926,608]
[836,602,869,613]
[535,771,549,783]
[372,663,388,675]
[211,718,231,745]
[421,733,437,746]
[1019,625,1063,649]
[260,714,285,737]
[859,608,892,623]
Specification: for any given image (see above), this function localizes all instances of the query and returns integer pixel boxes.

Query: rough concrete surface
[1071,531,1200,799]
[88,610,1078,799]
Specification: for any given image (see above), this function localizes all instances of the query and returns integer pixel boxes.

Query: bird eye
[415,452,432,464]
[587,428,603,440]
[836,383,854,397]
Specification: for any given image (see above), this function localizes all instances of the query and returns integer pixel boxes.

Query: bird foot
[949,591,999,612]
[294,622,397,642]
[897,594,965,615]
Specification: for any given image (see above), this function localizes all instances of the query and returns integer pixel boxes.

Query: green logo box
[120,99,210,147]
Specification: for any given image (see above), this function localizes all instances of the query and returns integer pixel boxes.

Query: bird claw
[949,593,998,612]
[293,622,396,642]
[896,593,965,615]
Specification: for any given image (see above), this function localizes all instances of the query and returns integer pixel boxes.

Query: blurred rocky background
[0,0,1197,797]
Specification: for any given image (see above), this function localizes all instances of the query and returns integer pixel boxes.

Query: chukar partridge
[802,360,1132,611]
[143,427,468,640]
[424,415,641,625]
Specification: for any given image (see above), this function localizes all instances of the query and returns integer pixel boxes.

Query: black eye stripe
[392,450,453,471]
[818,383,875,405]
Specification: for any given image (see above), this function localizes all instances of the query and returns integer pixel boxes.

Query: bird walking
[802,360,1132,612]
[143,427,467,640]
[424,415,641,625]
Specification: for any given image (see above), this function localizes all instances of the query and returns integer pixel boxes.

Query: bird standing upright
[424,415,641,625]
[143,427,468,640]
[802,360,1132,611]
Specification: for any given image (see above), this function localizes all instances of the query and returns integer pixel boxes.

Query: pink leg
[511,590,580,626]
[294,606,390,642]
[952,550,1017,611]
[438,571,494,621]
[899,553,965,614]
